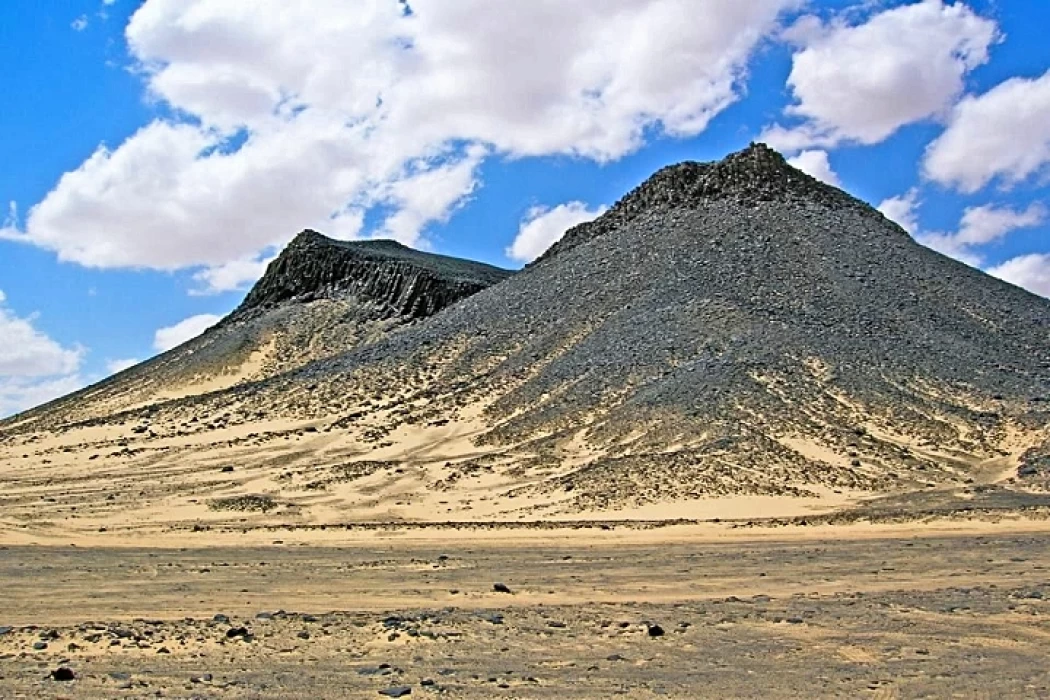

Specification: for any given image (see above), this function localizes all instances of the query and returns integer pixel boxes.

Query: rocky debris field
[1,531,1050,697]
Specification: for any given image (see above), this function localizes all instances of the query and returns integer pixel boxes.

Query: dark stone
[220,466,235,473]
[647,624,665,638]
[0,626,12,636]
[33,642,48,650]
[493,582,512,593]
[50,667,76,682]
[225,627,250,639]
[212,614,230,624]
[237,232,511,320]
[378,687,412,698]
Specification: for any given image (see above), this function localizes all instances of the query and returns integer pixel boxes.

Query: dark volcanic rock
[7,143,1048,516]
[537,143,871,264]
[50,667,76,682]
[229,142,1050,510]
[237,231,511,319]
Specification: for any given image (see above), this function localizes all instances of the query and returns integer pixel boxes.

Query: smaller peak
[235,230,511,316]
[288,229,331,247]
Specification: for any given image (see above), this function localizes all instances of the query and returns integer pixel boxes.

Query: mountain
[2,144,1048,538]
[5,233,510,428]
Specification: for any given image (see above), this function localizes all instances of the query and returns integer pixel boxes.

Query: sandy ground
[4,375,1050,696]
[2,527,1050,698]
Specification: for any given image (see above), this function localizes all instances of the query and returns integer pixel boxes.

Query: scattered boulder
[50,667,76,682]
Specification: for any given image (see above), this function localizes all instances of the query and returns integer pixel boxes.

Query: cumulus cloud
[764,0,998,152]
[0,375,88,419]
[924,69,1050,192]
[786,149,840,186]
[987,254,1050,298]
[0,291,83,377]
[877,189,921,234]
[0,290,85,417]
[153,313,222,352]
[507,202,608,263]
[106,358,140,375]
[4,0,796,279]
[916,203,1046,267]
[191,254,277,296]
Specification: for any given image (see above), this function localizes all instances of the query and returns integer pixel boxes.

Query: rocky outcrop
[1,231,511,427]
[237,231,512,319]
[537,142,881,265]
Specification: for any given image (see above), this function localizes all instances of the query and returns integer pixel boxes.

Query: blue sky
[1,0,1048,416]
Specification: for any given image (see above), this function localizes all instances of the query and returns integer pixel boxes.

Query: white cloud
[786,149,840,186]
[764,0,998,152]
[72,15,89,31]
[924,69,1050,193]
[507,202,607,263]
[0,292,83,377]
[916,203,1046,267]
[153,313,222,351]
[987,254,1050,298]
[0,291,86,417]
[5,0,797,278]
[0,375,88,419]
[191,253,276,295]
[106,358,140,374]
[877,189,920,234]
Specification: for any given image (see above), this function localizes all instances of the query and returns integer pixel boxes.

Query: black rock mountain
[4,143,1048,516]
[237,231,510,319]
[8,234,510,426]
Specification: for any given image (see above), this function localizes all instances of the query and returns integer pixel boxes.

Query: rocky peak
[235,230,512,319]
[535,143,873,264]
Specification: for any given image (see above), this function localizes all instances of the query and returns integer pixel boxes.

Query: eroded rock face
[238,232,512,319]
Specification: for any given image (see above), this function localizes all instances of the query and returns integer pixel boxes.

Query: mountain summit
[539,142,874,264]
[2,144,1048,534]
[238,231,509,318]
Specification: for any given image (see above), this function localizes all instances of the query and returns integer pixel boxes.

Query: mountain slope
[2,144,1048,538]
[3,233,511,429]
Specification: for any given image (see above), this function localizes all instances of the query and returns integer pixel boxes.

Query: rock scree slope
[1,143,1048,533]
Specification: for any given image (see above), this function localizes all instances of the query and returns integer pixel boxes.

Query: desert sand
[3,406,1050,698]
[2,526,1050,698]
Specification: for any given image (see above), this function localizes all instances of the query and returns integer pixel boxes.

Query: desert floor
[2,523,1050,698]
